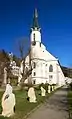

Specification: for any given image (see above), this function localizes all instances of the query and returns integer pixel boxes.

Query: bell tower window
[32,33,36,46]
[33,33,35,42]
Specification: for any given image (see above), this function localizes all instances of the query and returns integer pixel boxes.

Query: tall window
[33,80,36,84]
[32,33,36,46]
[33,62,36,68]
[49,65,53,72]
[33,72,36,76]
[33,33,35,42]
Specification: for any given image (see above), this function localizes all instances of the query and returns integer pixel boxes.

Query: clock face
[32,41,36,46]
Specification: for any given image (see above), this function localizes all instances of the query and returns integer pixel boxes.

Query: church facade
[25,9,65,87]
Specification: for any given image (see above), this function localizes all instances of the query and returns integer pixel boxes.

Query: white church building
[25,9,65,87]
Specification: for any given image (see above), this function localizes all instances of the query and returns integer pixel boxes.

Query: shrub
[10,78,18,86]
[38,83,49,93]
[34,84,40,91]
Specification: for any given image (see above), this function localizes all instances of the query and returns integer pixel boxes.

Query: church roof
[31,8,40,30]
[31,43,57,61]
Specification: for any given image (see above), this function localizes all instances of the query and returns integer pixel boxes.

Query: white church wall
[31,58,59,85]
[47,61,57,80]
[32,77,42,84]
[48,73,57,84]
[41,44,46,50]
[31,58,49,84]
[30,30,41,43]
[57,64,65,87]
[31,46,41,59]
[25,53,65,86]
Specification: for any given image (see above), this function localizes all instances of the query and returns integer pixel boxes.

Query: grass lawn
[0,88,49,119]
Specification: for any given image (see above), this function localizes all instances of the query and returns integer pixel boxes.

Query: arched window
[49,65,53,72]
[33,72,36,76]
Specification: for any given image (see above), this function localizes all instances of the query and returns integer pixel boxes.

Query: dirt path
[26,86,69,119]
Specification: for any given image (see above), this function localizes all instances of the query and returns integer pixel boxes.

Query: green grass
[0,89,49,119]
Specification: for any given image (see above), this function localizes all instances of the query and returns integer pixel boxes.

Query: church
[25,9,65,87]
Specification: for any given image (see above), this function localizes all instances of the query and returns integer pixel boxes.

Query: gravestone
[1,84,16,117]
[52,85,54,91]
[28,87,37,103]
[48,85,51,93]
[41,86,46,96]
[54,85,56,90]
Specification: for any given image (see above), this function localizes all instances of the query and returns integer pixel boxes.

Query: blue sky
[0,0,72,67]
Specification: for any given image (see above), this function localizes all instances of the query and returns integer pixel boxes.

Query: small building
[9,52,19,77]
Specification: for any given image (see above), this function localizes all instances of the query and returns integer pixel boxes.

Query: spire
[31,8,40,30]
[35,8,38,18]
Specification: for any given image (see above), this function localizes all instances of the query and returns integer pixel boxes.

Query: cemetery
[0,49,60,119]
[0,9,67,119]
[0,83,57,119]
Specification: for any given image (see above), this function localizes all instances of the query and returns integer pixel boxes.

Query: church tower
[30,9,41,47]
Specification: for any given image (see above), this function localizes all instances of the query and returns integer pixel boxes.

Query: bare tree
[17,37,30,59]
[0,50,13,85]
[16,37,32,88]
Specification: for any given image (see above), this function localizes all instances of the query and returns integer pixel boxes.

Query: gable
[31,43,57,61]
[44,50,57,61]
